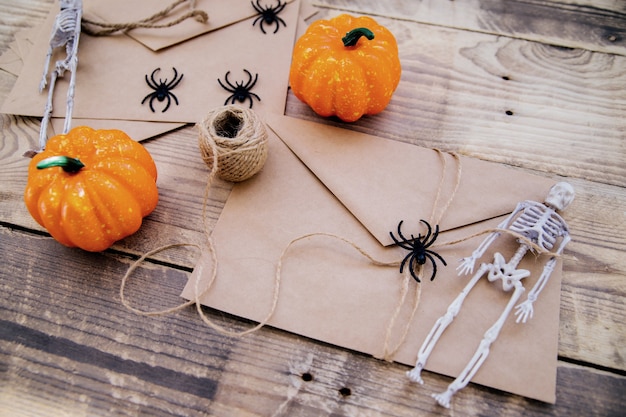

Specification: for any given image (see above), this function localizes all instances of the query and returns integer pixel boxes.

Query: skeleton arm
[515,233,570,323]
[457,202,527,275]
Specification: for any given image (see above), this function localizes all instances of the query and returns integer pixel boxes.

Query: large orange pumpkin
[289,14,401,122]
[24,126,159,252]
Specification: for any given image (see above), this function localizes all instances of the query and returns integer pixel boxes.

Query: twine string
[378,150,462,361]
[82,0,208,36]
[121,115,557,354]
[197,106,269,183]
[120,106,270,337]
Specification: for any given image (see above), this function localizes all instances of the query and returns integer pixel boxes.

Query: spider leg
[408,255,422,283]
[425,254,438,281]
[395,220,412,244]
[425,249,447,267]
[218,73,236,93]
[399,253,412,274]
[141,92,152,105]
[424,224,441,249]
[274,0,286,13]
[149,68,161,89]
[252,14,263,28]
[249,92,261,103]
[223,94,233,106]
[166,68,183,89]
[162,94,172,113]
[148,95,157,113]
[145,73,157,90]
[389,230,414,251]
[243,69,258,90]
[252,0,262,13]
[273,16,287,33]
[223,71,237,90]
[419,219,433,246]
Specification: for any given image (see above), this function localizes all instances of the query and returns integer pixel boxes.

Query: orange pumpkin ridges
[24,126,159,252]
[289,14,402,122]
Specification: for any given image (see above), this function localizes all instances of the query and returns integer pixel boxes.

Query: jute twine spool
[197,105,269,182]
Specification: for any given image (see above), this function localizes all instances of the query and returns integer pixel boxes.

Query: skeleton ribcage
[50,9,79,49]
[509,204,563,251]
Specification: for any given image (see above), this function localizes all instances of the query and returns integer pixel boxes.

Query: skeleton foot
[406,367,424,384]
[432,389,454,408]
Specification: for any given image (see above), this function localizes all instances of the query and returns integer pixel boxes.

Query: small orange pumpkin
[289,14,401,122]
[24,126,159,252]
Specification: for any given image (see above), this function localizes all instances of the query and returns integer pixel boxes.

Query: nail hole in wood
[339,387,352,397]
[505,110,514,116]
[301,372,313,382]
[501,75,510,81]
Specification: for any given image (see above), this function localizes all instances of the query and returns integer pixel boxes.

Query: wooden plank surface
[313,0,626,56]
[1,0,625,415]
[1,226,625,417]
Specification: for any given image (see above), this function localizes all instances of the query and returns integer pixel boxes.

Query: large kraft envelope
[1,1,315,141]
[84,0,311,51]
[84,0,297,51]
[1,0,301,124]
[181,114,563,403]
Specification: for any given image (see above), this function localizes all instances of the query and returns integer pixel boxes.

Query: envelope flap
[266,114,555,246]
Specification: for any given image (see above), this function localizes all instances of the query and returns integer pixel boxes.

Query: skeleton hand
[514,300,534,323]
[457,256,476,275]
[39,77,48,93]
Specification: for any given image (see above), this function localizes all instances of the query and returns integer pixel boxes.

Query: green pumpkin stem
[37,156,85,173]
[342,27,375,47]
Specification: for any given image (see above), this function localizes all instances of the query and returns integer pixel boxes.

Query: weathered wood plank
[313,0,626,56]
[1,226,625,416]
[0,1,624,415]
[0,0,51,52]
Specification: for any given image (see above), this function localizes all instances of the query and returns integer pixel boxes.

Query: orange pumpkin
[24,126,159,252]
[289,14,401,122]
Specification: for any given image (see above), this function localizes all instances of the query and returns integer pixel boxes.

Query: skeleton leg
[39,46,54,92]
[406,263,489,384]
[63,53,78,133]
[38,68,60,150]
[432,281,526,408]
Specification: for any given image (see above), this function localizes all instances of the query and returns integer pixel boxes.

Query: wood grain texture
[1,226,625,417]
[313,0,626,56]
[0,0,625,415]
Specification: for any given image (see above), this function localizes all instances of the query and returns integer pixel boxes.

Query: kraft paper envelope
[2,0,301,124]
[83,0,298,51]
[181,114,564,403]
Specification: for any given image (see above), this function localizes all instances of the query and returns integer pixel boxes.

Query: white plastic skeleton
[407,182,574,408]
[37,0,82,152]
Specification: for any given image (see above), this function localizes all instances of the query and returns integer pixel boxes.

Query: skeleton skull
[545,182,575,211]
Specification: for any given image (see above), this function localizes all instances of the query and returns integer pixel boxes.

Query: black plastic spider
[141,67,183,113]
[218,69,261,108]
[251,0,287,34]
[389,220,447,283]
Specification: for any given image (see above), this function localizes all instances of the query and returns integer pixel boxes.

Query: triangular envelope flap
[266,114,555,246]
[84,0,297,51]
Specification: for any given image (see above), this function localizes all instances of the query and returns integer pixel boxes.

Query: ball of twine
[197,105,269,182]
